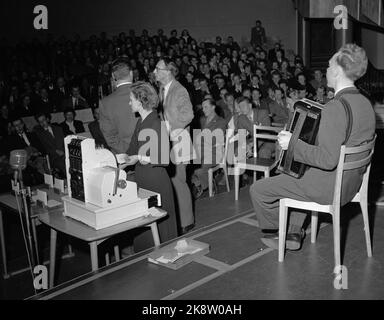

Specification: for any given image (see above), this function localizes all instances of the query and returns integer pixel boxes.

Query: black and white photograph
[0,0,384,305]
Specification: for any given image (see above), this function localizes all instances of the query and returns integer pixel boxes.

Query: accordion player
[277,98,324,178]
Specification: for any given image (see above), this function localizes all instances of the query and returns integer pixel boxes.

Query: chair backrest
[253,125,283,158]
[220,129,238,165]
[332,134,376,209]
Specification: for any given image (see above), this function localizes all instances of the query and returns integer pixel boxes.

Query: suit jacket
[194,114,227,165]
[33,124,65,159]
[51,87,69,111]
[99,83,137,154]
[161,80,195,163]
[291,87,375,205]
[237,109,271,135]
[88,120,109,148]
[6,131,44,155]
[60,120,85,137]
[268,100,290,125]
[251,26,266,46]
[61,96,89,110]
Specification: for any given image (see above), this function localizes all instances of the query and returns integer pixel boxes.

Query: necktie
[158,87,165,114]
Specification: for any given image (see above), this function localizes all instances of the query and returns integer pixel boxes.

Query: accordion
[277,98,324,178]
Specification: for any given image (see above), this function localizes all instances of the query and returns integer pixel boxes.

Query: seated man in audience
[60,108,85,136]
[88,107,109,149]
[7,116,45,185]
[0,147,13,193]
[34,112,66,178]
[61,85,89,110]
[191,98,227,198]
[251,88,269,112]
[236,96,274,159]
[268,88,290,126]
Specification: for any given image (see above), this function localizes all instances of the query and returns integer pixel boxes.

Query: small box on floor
[148,238,210,270]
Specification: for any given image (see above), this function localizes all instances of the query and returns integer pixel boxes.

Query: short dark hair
[34,112,51,121]
[236,96,251,105]
[63,108,76,117]
[111,57,131,80]
[160,57,178,77]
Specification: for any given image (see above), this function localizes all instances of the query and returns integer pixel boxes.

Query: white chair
[234,125,283,200]
[207,130,234,197]
[278,135,377,268]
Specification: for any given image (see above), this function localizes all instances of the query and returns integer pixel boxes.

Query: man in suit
[249,44,375,251]
[236,96,274,159]
[51,77,69,111]
[61,85,89,110]
[154,58,195,235]
[268,88,290,125]
[99,58,137,154]
[60,108,85,136]
[37,87,56,114]
[34,112,66,177]
[7,116,45,184]
[251,20,266,48]
[88,107,109,149]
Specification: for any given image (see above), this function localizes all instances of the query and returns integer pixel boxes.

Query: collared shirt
[335,85,355,96]
[46,126,54,137]
[163,80,173,101]
[116,81,132,88]
[72,96,78,107]
[19,132,30,146]
[66,121,76,133]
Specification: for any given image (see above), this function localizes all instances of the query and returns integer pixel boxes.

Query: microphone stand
[14,168,39,272]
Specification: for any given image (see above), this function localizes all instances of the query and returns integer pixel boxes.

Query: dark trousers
[249,174,311,231]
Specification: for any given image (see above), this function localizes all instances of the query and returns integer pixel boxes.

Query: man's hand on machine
[277,130,292,151]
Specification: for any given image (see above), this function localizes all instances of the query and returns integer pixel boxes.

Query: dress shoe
[180,223,195,235]
[261,228,306,251]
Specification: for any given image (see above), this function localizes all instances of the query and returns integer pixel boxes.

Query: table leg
[114,245,120,262]
[0,209,9,279]
[31,217,40,265]
[150,222,161,246]
[49,229,57,289]
[89,242,98,271]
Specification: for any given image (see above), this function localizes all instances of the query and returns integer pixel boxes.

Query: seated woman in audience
[60,108,85,137]
[120,81,178,250]
[191,98,227,198]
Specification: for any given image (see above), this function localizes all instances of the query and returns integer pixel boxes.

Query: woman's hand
[118,154,139,169]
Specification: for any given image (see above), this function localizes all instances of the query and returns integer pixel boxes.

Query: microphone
[9,149,28,185]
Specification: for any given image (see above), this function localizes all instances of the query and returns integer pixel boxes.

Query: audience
[0,25,328,192]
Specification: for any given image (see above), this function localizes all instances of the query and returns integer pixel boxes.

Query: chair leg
[223,167,230,192]
[234,165,240,201]
[208,169,213,197]
[253,171,257,182]
[311,211,318,244]
[332,210,341,268]
[360,199,372,257]
[278,201,288,262]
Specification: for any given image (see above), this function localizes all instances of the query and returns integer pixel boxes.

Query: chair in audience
[207,130,234,197]
[234,125,282,200]
[278,135,376,268]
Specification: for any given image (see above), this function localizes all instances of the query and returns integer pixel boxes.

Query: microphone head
[9,149,28,170]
